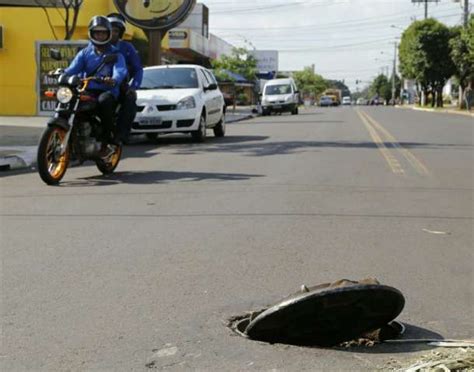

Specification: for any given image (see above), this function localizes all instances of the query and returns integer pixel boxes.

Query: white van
[261,78,299,115]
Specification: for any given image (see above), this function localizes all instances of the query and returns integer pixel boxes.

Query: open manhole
[229,279,405,347]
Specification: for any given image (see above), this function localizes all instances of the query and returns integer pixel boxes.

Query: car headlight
[56,87,73,104]
[176,96,196,110]
[285,96,293,102]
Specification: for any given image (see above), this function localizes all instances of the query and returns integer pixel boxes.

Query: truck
[322,88,342,106]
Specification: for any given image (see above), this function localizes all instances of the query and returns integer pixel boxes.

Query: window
[203,70,217,85]
[140,68,199,89]
[265,84,292,95]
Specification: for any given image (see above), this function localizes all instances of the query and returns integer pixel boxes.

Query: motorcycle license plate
[139,117,161,125]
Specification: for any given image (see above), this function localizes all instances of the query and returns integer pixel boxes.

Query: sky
[199,0,472,90]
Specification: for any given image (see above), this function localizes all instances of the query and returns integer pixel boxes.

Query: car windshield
[265,84,292,95]
[140,68,199,89]
[321,96,332,100]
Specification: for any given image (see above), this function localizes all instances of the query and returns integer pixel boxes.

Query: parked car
[261,78,299,115]
[356,98,368,105]
[342,96,351,105]
[319,95,334,107]
[133,65,226,141]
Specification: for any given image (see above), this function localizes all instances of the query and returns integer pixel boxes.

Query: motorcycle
[37,53,122,185]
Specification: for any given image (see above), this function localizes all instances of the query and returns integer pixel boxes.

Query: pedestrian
[107,13,144,144]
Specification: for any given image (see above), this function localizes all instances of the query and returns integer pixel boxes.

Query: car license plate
[139,117,161,125]
[273,105,282,109]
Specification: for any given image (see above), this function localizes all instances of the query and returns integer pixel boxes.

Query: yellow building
[0,0,147,115]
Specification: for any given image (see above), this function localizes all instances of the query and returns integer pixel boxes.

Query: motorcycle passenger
[107,13,143,144]
[64,16,127,154]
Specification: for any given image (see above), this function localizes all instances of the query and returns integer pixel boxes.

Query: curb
[226,114,256,123]
[0,155,29,171]
[0,147,37,172]
[396,105,474,118]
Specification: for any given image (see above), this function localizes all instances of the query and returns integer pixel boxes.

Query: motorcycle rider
[64,16,127,154]
[107,13,143,144]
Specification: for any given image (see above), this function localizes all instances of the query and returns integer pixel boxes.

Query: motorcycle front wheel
[96,144,122,175]
[37,126,70,185]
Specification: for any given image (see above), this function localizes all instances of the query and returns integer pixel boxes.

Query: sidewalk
[226,105,257,123]
[396,104,474,118]
[0,106,257,172]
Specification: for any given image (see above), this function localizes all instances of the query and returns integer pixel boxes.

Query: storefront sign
[169,30,188,39]
[251,50,279,74]
[113,0,196,30]
[36,41,87,115]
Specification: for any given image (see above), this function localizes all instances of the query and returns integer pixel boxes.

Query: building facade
[0,1,233,115]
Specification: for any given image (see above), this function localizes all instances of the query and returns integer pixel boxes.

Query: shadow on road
[168,139,472,157]
[247,120,344,125]
[61,170,265,187]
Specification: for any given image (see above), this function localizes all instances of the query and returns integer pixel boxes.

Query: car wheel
[213,109,226,137]
[191,115,207,142]
[291,106,299,115]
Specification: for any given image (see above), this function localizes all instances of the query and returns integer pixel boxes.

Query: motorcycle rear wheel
[37,126,70,185]
[96,144,122,175]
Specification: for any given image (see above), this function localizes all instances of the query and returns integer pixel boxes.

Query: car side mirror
[50,49,62,61]
[205,83,217,91]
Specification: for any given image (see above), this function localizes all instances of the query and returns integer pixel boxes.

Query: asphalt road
[1,107,473,371]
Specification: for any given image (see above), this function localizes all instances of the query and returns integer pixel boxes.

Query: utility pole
[392,42,398,105]
[411,0,439,20]
[463,0,469,26]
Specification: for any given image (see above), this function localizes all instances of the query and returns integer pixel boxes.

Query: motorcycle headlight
[56,87,73,104]
[176,96,196,110]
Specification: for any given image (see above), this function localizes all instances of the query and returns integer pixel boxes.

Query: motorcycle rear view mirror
[50,49,62,61]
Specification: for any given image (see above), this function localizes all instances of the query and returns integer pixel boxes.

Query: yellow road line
[360,110,431,176]
[356,109,405,175]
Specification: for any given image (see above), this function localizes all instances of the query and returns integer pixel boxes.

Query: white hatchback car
[132,64,226,141]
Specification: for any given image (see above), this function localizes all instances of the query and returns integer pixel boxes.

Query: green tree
[399,19,456,107]
[292,67,328,99]
[450,17,474,108]
[369,74,390,100]
[211,47,258,82]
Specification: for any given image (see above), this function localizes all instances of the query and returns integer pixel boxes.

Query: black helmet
[88,16,112,46]
[107,13,126,38]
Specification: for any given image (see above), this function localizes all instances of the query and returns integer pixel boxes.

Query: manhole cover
[232,280,405,347]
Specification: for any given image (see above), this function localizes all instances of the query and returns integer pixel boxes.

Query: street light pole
[392,42,398,105]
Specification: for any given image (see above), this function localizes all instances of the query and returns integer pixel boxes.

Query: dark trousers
[117,90,137,141]
[97,91,118,143]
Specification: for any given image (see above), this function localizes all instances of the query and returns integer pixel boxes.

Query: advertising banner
[36,40,87,116]
[251,50,279,74]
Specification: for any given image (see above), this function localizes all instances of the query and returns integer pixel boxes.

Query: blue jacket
[114,40,143,90]
[64,43,127,98]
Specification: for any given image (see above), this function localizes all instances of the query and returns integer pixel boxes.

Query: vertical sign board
[251,50,279,74]
[36,41,87,116]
